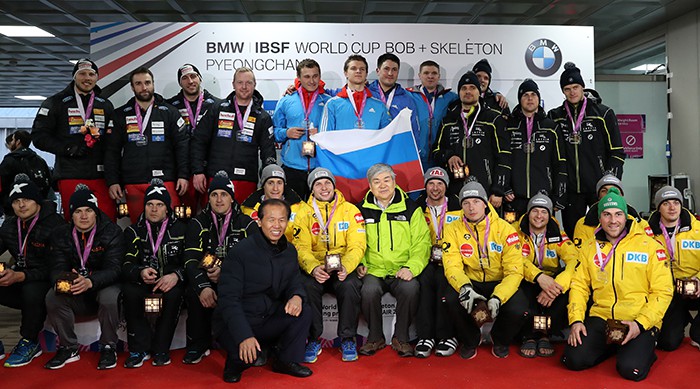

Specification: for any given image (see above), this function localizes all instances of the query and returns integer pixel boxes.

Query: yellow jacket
[418,194,462,246]
[442,204,523,303]
[241,187,304,242]
[515,215,578,292]
[293,190,367,274]
[568,219,673,330]
[648,208,700,280]
[572,203,649,249]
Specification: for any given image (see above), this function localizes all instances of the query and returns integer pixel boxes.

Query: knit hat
[177,63,201,82]
[209,170,235,198]
[307,167,335,190]
[458,71,481,91]
[459,177,488,205]
[472,59,492,80]
[527,192,553,215]
[72,58,98,78]
[596,174,624,196]
[560,62,585,89]
[8,173,42,204]
[598,187,627,218]
[424,167,449,187]
[655,185,683,209]
[518,78,541,102]
[143,178,171,210]
[260,164,286,186]
[69,183,99,214]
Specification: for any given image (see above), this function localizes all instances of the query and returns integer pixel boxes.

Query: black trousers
[415,263,454,340]
[0,280,51,342]
[122,282,184,353]
[657,293,700,351]
[218,303,311,370]
[301,271,362,340]
[562,316,659,381]
[185,285,216,352]
[361,274,419,343]
[282,165,311,200]
[445,281,528,348]
[519,281,569,340]
[562,192,597,237]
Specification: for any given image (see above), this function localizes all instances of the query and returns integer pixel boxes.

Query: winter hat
[143,178,171,209]
[472,59,492,80]
[260,164,286,186]
[177,63,201,82]
[655,186,683,210]
[560,62,585,89]
[307,167,335,190]
[424,167,449,187]
[8,173,42,204]
[596,174,624,196]
[72,58,98,78]
[527,192,553,215]
[598,187,627,218]
[459,177,488,205]
[69,183,99,214]
[458,71,481,91]
[209,170,235,198]
[518,78,541,102]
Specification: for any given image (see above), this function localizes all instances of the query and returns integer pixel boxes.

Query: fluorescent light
[630,64,663,71]
[0,26,54,37]
[69,60,79,64]
[15,95,47,101]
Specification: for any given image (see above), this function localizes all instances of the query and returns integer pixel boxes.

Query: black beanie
[472,59,492,79]
[560,62,585,89]
[69,183,99,214]
[143,178,171,210]
[209,170,235,198]
[177,63,202,82]
[72,58,98,78]
[518,78,541,102]
[9,173,42,204]
[458,71,481,91]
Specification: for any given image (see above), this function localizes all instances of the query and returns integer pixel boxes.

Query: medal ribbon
[419,87,437,150]
[298,89,319,123]
[72,226,97,270]
[564,97,588,136]
[347,88,368,125]
[233,97,253,133]
[17,214,39,258]
[184,92,204,128]
[134,101,154,135]
[429,197,448,242]
[312,196,339,238]
[530,233,546,269]
[525,115,535,144]
[75,91,95,122]
[659,222,679,262]
[211,210,232,249]
[459,104,481,141]
[594,227,627,271]
[145,218,169,260]
[463,215,490,259]
[378,87,396,110]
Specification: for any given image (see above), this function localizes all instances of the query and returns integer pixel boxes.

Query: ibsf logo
[525,39,563,77]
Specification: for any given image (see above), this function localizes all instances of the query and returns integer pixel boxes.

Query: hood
[225,89,265,108]
[511,104,547,121]
[648,207,694,235]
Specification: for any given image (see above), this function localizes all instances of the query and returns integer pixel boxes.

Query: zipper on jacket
[526,146,531,197]
[474,223,487,282]
[325,203,331,252]
[575,143,580,192]
[389,218,394,251]
[610,250,618,320]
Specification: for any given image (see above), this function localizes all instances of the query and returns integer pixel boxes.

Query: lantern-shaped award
[324,254,342,273]
[117,202,129,218]
[175,204,192,220]
[301,141,316,157]
[144,294,163,317]
[470,300,493,327]
[430,245,443,263]
[605,319,629,344]
[0,262,5,272]
[676,278,699,297]
[199,253,222,270]
[504,211,517,224]
[452,166,464,179]
[56,272,79,294]
[533,315,552,334]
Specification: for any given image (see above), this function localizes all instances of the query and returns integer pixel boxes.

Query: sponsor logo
[337,221,349,231]
[546,249,556,258]
[644,226,654,236]
[522,243,531,256]
[311,222,321,235]
[460,243,474,257]
[681,240,700,250]
[490,242,503,253]
[446,215,460,223]
[624,252,649,264]
[656,249,667,261]
[506,233,519,246]
[593,252,606,268]
[525,39,563,77]
[220,112,235,120]
[354,213,365,223]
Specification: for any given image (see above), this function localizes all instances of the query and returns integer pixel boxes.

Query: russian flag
[311,108,424,203]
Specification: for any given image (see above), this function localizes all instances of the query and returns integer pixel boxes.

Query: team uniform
[408,85,458,168]
[319,86,391,131]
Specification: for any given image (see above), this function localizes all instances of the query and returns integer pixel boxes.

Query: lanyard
[564,97,588,135]
[464,215,490,259]
[211,210,232,248]
[145,218,169,259]
[459,104,481,139]
[429,197,448,242]
[531,233,546,269]
[348,89,368,123]
[525,115,535,143]
[17,214,39,257]
[233,98,253,132]
[312,196,339,236]
[72,226,97,270]
[298,89,319,122]
[660,222,679,261]
[75,91,95,122]
[135,101,154,135]
[594,228,627,271]
[378,87,396,110]
[184,92,204,128]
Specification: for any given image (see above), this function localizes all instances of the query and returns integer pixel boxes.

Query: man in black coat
[216,198,312,383]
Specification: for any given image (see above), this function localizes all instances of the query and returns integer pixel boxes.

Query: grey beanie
[424,167,449,187]
[596,174,624,196]
[259,164,286,186]
[308,167,336,189]
[655,185,683,209]
[459,178,488,204]
[527,193,553,215]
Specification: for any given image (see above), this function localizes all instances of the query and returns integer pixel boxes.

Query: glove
[487,297,501,319]
[458,284,486,313]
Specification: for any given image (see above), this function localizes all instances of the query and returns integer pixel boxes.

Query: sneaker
[492,344,509,358]
[123,351,150,368]
[44,347,80,369]
[97,345,117,370]
[359,339,386,356]
[459,345,477,360]
[182,349,210,364]
[691,340,700,351]
[391,337,413,357]
[340,339,358,362]
[435,337,458,357]
[304,341,322,363]
[414,339,435,358]
[0,340,5,360]
[152,352,171,366]
[4,338,43,367]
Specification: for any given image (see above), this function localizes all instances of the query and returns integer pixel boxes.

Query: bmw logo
[525,39,563,77]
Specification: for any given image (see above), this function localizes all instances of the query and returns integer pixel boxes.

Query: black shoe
[97,345,117,370]
[183,349,210,364]
[492,344,509,359]
[252,347,268,367]
[152,352,171,366]
[272,361,313,378]
[223,357,245,383]
[44,347,80,370]
[459,346,477,360]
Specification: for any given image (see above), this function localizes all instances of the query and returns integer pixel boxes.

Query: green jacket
[358,187,431,278]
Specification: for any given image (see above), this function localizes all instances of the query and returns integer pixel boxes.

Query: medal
[145,217,169,270]
[215,245,226,259]
[348,88,368,129]
[320,233,330,243]
[77,267,89,277]
[564,98,588,146]
[523,142,535,153]
[596,268,608,284]
[569,133,581,144]
[16,214,39,269]
[72,226,96,275]
[355,119,364,129]
[460,104,481,151]
[312,196,339,246]
[211,210,232,260]
[430,244,443,263]
[464,137,474,149]
[134,101,153,146]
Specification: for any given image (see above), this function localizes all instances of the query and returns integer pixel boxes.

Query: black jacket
[0,147,52,213]
[547,89,626,194]
[433,100,511,196]
[481,88,510,116]
[0,201,65,282]
[506,106,567,208]
[216,232,306,345]
[122,215,187,284]
[32,83,114,180]
[165,89,221,137]
[50,211,124,290]
[183,203,259,294]
[106,94,189,186]
[191,90,276,182]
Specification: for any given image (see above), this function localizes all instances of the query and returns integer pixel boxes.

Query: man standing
[408,60,458,168]
[32,58,116,220]
[106,67,189,224]
[44,184,124,370]
[548,62,626,237]
[505,79,566,218]
[0,174,65,367]
[273,59,331,199]
[472,59,510,115]
[648,186,700,351]
[166,63,220,209]
[563,187,672,381]
[356,163,431,357]
[0,130,52,215]
[442,179,527,359]
[319,54,391,132]
[294,168,366,363]
[433,71,511,204]
[191,67,277,205]
[216,199,312,383]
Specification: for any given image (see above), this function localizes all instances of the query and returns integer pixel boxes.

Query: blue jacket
[407,85,458,168]
[319,86,391,131]
[273,89,331,171]
[367,80,420,142]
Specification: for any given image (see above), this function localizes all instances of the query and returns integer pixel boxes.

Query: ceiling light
[0,26,54,37]
[630,64,663,71]
[15,95,47,100]
[69,60,79,64]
